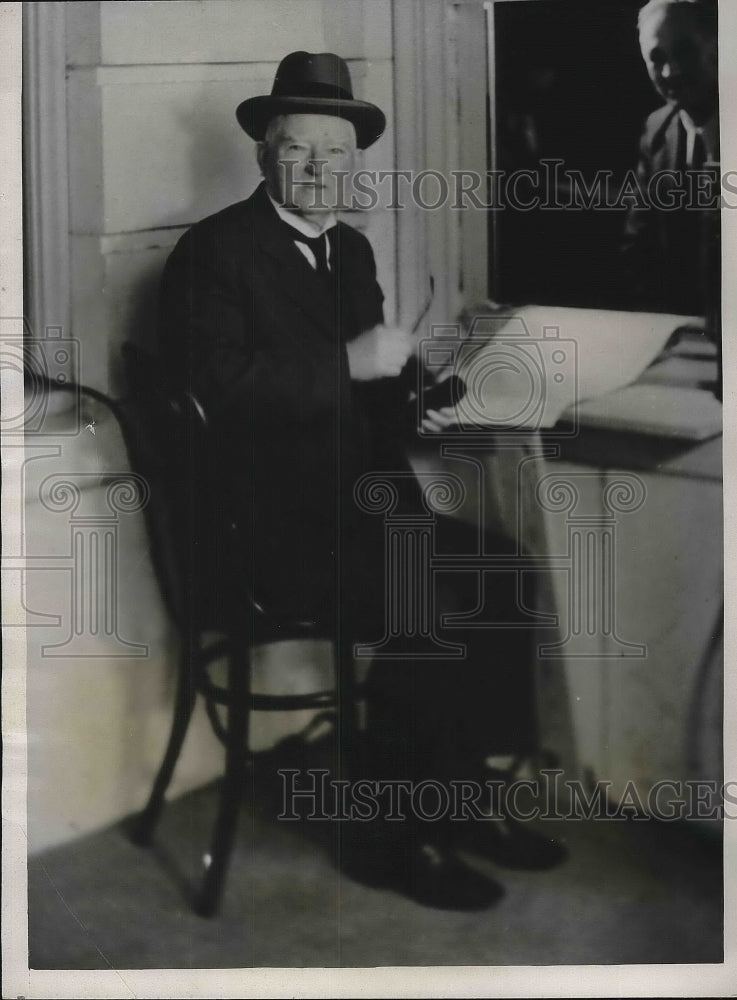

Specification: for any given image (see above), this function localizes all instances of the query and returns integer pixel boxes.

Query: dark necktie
[287,228,330,275]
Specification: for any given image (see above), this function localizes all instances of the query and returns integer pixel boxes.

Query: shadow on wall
[110,265,164,396]
[111,83,257,397]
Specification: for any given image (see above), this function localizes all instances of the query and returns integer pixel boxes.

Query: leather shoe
[457,816,568,871]
[342,835,505,911]
[404,841,506,910]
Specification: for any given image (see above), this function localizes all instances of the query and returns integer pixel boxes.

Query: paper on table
[571,383,722,440]
[451,305,699,429]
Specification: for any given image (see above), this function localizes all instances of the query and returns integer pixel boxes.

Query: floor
[28,741,723,971]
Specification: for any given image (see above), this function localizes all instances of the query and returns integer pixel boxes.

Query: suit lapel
[330,225,373,341]
[666,114,686,171]
[652,108,685,171]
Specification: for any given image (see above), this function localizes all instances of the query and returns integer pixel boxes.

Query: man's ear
[256,142,267,174]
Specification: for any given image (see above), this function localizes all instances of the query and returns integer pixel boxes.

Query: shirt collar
[266,191,336,239]
[679,110,719,162]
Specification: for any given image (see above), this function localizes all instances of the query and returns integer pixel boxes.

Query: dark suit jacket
[622,104,719,315]
[159,183,413,620]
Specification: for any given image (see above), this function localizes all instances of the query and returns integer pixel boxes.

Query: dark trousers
[212,480,539,791]
[342,514,539,787]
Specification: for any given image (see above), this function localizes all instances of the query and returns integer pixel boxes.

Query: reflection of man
[160,51,563,911]
[623,0,719,314]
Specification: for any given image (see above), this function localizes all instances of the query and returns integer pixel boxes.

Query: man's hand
[346,325,414,381]
[421,407,457,433]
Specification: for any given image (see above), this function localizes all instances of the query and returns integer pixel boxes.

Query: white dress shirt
[679,110,719,167]
[266,191,336,271]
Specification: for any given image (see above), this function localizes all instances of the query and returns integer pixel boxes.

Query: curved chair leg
[194,634,250,917]
[130,632,198,846]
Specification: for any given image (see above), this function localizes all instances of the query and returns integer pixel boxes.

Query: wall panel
[99,1,328,66]
[63,4,396,391]
[27,0,398,850]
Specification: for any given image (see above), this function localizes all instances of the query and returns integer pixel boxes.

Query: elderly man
[623,0,719,314]
[159,51,562,911]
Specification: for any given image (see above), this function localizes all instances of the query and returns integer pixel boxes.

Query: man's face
[258,113,356,216]
[639,6,718,120]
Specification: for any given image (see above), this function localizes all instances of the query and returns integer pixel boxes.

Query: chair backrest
[121,342,208,471]
[120,342,226,630]
[120,343,320,638]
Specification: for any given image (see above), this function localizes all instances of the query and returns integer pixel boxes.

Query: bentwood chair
[120,342,359,917]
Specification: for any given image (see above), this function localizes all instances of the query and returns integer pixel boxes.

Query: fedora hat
[236,51,386,149]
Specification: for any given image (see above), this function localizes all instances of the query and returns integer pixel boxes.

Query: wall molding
[22,2,71,345]
[68,59,378,87]
[392,0,490,335]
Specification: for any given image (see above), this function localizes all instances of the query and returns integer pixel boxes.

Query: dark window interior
[492,0,662,308]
